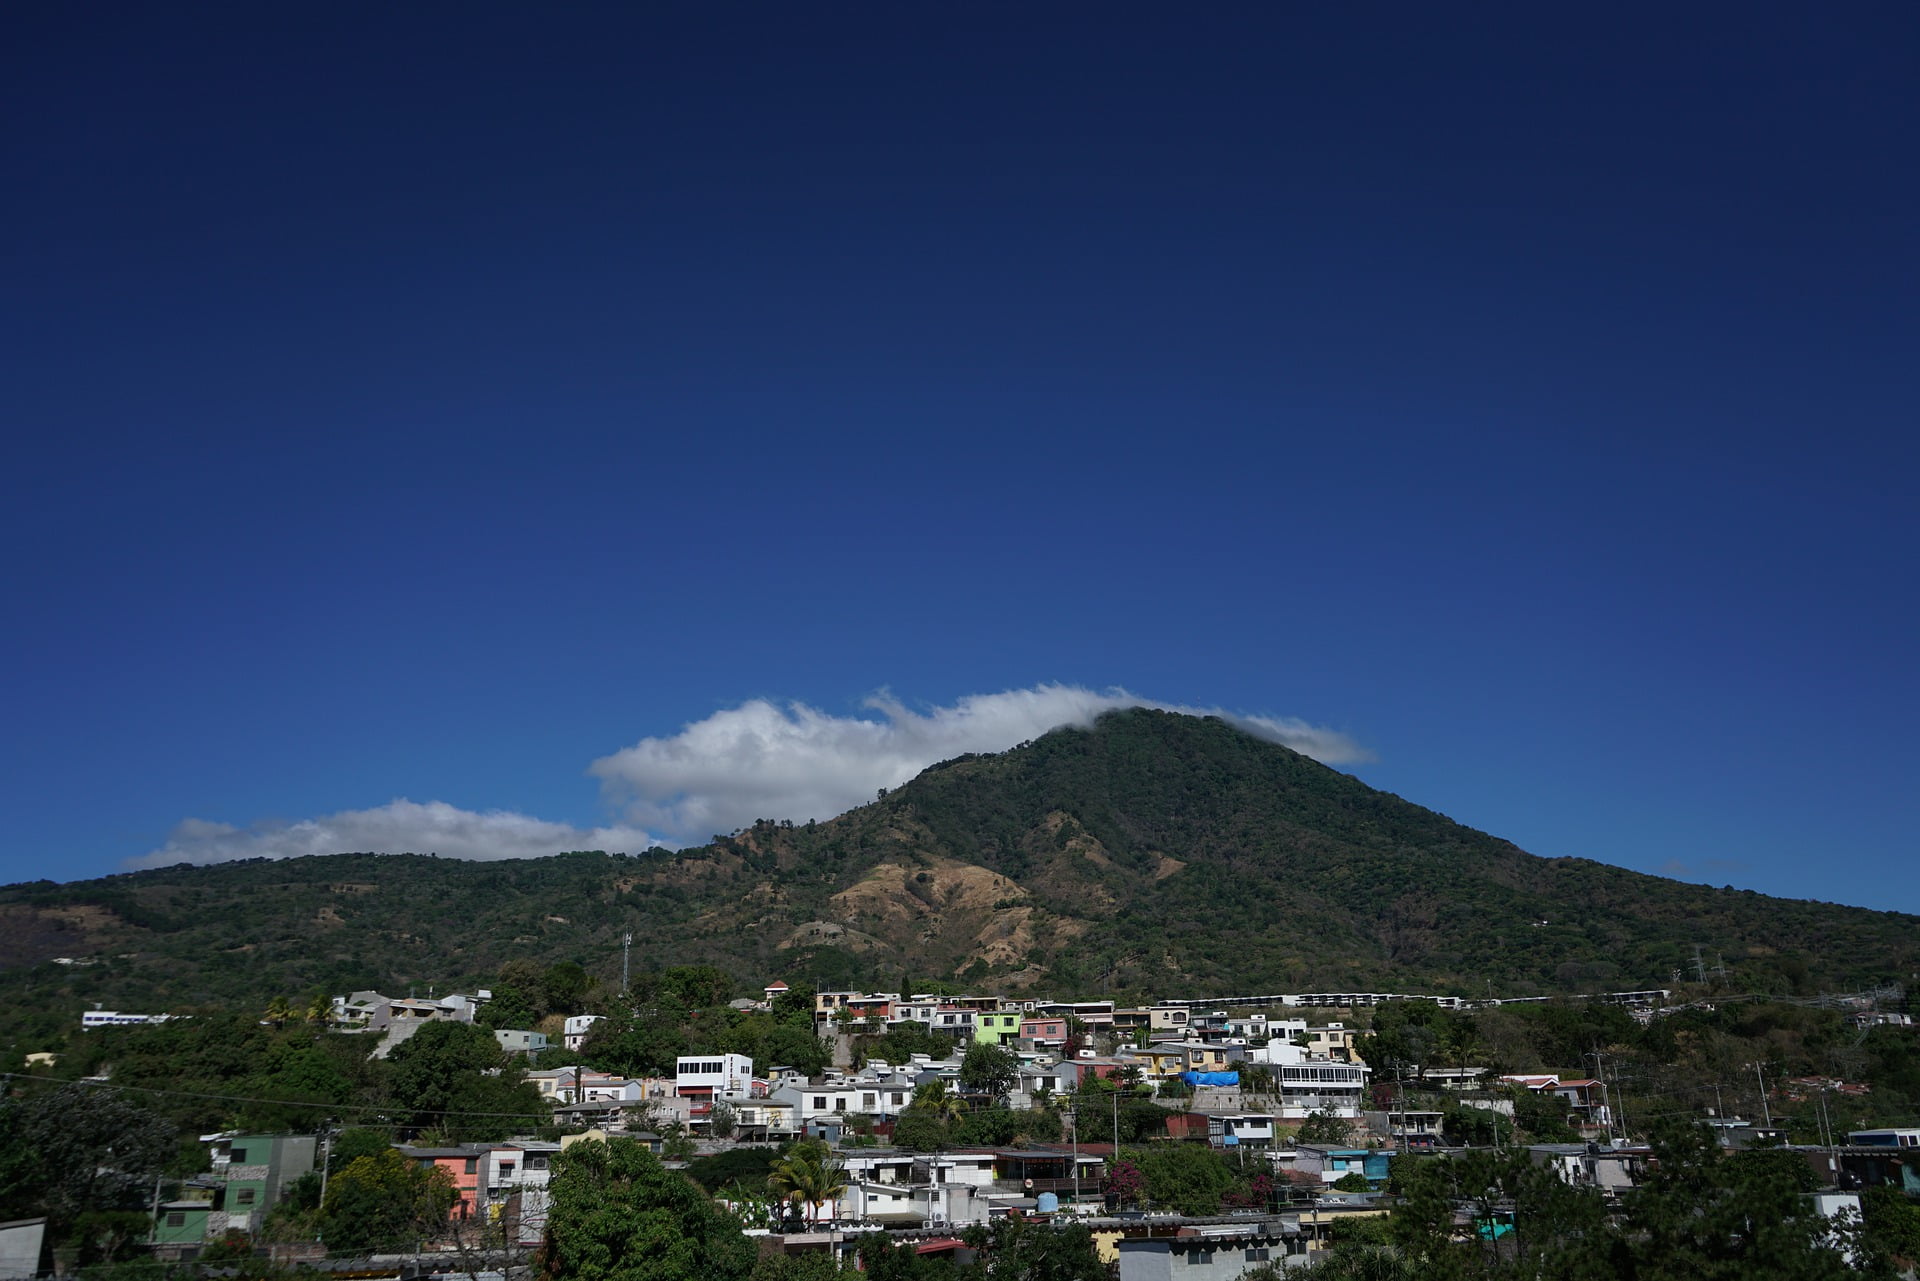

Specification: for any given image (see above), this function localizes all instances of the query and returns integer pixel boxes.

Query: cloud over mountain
[589,684,1370,839]
[133,800,663,868]
[134,685,1367,864]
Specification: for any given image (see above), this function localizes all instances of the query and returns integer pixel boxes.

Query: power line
[0,1071,555,1123]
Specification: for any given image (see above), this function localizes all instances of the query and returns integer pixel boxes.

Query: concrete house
[494,1029,550,1055]
[203,1133,316,1236]
[562,1014,602,1051]
[1018,1017,1069,1052]
[484,1141,561,1244]
[157,1132,315,1249]
[675,1054,755,1098]
[974,1011,1024,1045]
[397,1145,488,1222]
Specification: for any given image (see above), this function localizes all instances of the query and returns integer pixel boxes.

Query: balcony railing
[1005,1176,1104,1195]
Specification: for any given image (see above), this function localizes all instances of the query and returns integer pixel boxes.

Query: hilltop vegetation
[1,710,1916,1048]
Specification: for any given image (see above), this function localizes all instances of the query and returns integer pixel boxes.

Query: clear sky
[3,4,1915,913]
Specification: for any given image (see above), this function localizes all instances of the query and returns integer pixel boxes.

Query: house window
[465,1158,478,1175]
[166,1213,185,1228]
[228,1147,248,1162]
[235,1189,256,1205]
[1186,1248,1213,1264]
[835,1098,847,1112]
[814,1097,827,1109]
[500,1163,516,1179]
[530,1155,547,1170]
[1246,1248,1270,1261]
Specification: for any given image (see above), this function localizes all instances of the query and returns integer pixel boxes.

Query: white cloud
[590,683,1371,839]
[131,799,665,869]
[133,685,1369,866]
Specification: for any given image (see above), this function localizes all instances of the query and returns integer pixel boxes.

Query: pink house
[1020,1017,1068,1050]
[398,1145,486,1221]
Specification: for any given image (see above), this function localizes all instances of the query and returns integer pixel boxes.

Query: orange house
[398,1144,486,1220]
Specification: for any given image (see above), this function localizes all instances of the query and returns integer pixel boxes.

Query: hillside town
[26,976,1914,1281]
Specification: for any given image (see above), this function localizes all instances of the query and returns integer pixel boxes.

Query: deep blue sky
[4,4,1915,914]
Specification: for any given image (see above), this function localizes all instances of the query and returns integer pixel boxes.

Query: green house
[152,1201,214,1250]
[973,1011,1024,1045]
[214,1133,317,1234]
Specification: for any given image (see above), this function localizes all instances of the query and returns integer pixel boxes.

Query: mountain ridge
[0,709,1912,1043]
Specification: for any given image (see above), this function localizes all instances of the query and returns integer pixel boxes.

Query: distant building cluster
[93,972,1915,1267]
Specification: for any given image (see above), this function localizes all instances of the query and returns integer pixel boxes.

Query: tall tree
[383,1020,543,1141]
[959,1041,1021,1103]
[321,1148,457,1255]
[0,1085,176,1238]
[539,1138,754,1281]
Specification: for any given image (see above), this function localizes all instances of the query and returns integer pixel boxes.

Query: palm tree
[766,1139,847,1227]
[912,1079,966,1125]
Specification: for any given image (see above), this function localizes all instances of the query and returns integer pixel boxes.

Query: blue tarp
[1180,1071,1240,1086]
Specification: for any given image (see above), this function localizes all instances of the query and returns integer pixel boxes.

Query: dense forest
[2,710,1917,1052]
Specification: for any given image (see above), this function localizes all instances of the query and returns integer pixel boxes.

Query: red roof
[915,1238,966,1255]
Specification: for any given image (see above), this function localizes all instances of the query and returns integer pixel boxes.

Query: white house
[1211,1114,1276,1147]
[773,1078,913,1123]
[1848,1128,1920,1147]
[494,1029,549,1055]
[484,1141,561,1244]
[81,1010,173,1030]
[676,1053,755,1098]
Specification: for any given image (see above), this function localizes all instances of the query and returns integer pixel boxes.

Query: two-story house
[483,1141,561,1244]
[773,1075,915,1123]
[974,1011,1024,1045]
[562,1014,602,1051]
[675,1054,755,1098]
[1210,1114,1277,1148]
[1018,1017,1069,1053]
[1303,1023,1358,1062]
[397,1145,488,1222]
[158,1132,315,1245]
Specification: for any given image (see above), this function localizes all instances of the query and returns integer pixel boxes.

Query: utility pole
[1397,1076,1407,1155]
[1753,1062,1773,1130]
[1816,1087,1836,1180]
[1069,1106,1080,1209]
[1596,1052,1625,1144]
[622,932,633,994]
[316,1124,333,1245]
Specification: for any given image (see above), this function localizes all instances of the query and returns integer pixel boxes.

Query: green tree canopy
[0,1085,176,1238]
[321,1147,457,1255]
[1296,1111,1351,1145]
[889,1110,951,1153]
[540,1137,754,1281]
[959,1041,1020,1102]
[383,1020,544,1141]
[1123,1143,1240,1216]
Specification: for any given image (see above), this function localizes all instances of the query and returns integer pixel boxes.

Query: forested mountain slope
[2,710,1913,1045]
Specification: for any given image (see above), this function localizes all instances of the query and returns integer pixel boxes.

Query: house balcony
[999,1176,1104,1196]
